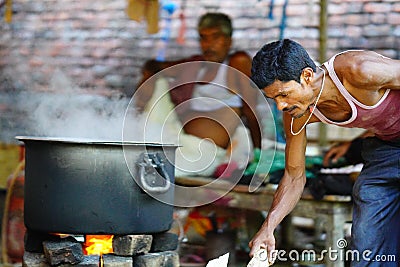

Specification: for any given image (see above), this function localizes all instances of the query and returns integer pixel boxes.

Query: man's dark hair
[251,39,317,89]
[198,12,233,37]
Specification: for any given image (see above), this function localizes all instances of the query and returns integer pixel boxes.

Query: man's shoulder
[334,50,389,81]
[229,50,251,61]
[228,50,252,67]
[185,54,204,62]
[333,50,378,68]
[227,51,252,75]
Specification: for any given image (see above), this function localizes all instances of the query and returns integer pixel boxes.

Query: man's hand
[248,226,276,265]
[323,141,351,166]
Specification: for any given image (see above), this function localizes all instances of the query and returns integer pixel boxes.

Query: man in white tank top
[135,13,262,177]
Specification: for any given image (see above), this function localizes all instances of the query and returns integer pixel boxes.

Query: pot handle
[137,153,171,194]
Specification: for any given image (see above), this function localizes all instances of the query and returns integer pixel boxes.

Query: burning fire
[84,235,114,255]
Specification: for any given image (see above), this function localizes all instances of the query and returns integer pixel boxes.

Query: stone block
[112,235,153,256]
[133,251,179,267]
[80,255,101,267]
[102,254,133,267]
[150,232,179,252]
[59,255,100,267]
[43,238,84,266]
[22,252,50,267]
[161,251,180,267]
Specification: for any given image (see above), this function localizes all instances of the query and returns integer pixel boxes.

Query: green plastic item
[244,149,325,178]
[244,148,285,176]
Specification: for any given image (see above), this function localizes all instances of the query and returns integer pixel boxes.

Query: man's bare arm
[249,113,310,257]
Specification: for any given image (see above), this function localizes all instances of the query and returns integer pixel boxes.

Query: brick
[364,3,392,13]
[388,13,400,25]
[133,252,164,267]
[346,3,364,13]
[363,36,397,49]
[23,252,50,267]
[150,232,179,252]
[160,251,180,267]
[286,4,309,16]
[328,3,350,15]
[394,3,400,12]
[43,238,84,266]
[105,74,124,88]
[133,251,179,267]
[370,13,387,24]
[342,14,370,26]
[102,254,133,267]
[60,255,100,267]
[112,235,153,256]
[394,26,400,37]
[363,25,392,37]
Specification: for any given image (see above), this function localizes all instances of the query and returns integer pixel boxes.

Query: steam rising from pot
[14,69,162,142]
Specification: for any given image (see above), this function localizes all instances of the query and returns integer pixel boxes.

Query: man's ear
[300,67,314,85]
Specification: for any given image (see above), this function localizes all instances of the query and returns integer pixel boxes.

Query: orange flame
[84,235,113,255]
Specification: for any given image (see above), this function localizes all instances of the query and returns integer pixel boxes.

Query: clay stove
[17,137,180,266]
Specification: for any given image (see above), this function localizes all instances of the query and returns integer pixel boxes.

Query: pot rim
[15,136,178,147]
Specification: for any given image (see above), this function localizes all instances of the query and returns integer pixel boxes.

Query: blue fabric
[351,137,400,266]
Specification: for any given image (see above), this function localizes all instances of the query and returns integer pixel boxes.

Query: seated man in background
[135,12,262,177]
[323,130,374,166]
[135,14,266,264]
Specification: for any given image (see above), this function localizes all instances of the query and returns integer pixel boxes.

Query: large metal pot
[17,136,178,235]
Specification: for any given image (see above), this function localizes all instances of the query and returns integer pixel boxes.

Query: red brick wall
[0,0,399,142]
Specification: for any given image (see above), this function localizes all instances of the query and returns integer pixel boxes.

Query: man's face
[198,27,232,63]
[263,80,315,119]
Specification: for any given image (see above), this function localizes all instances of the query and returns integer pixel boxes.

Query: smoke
[14,69,160,142]
[20,92,125,140]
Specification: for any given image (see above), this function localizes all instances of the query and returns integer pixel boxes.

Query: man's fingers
[249,241,261,257]
[268,246,276,264]
[249,244,257,257]
[249,241,267,257]
[323,151,335,166]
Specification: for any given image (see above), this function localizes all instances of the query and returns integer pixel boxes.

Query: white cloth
[247,249,271,267]
[206,253,230,267]
[142,78,252,176]
[191,64,242,111]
